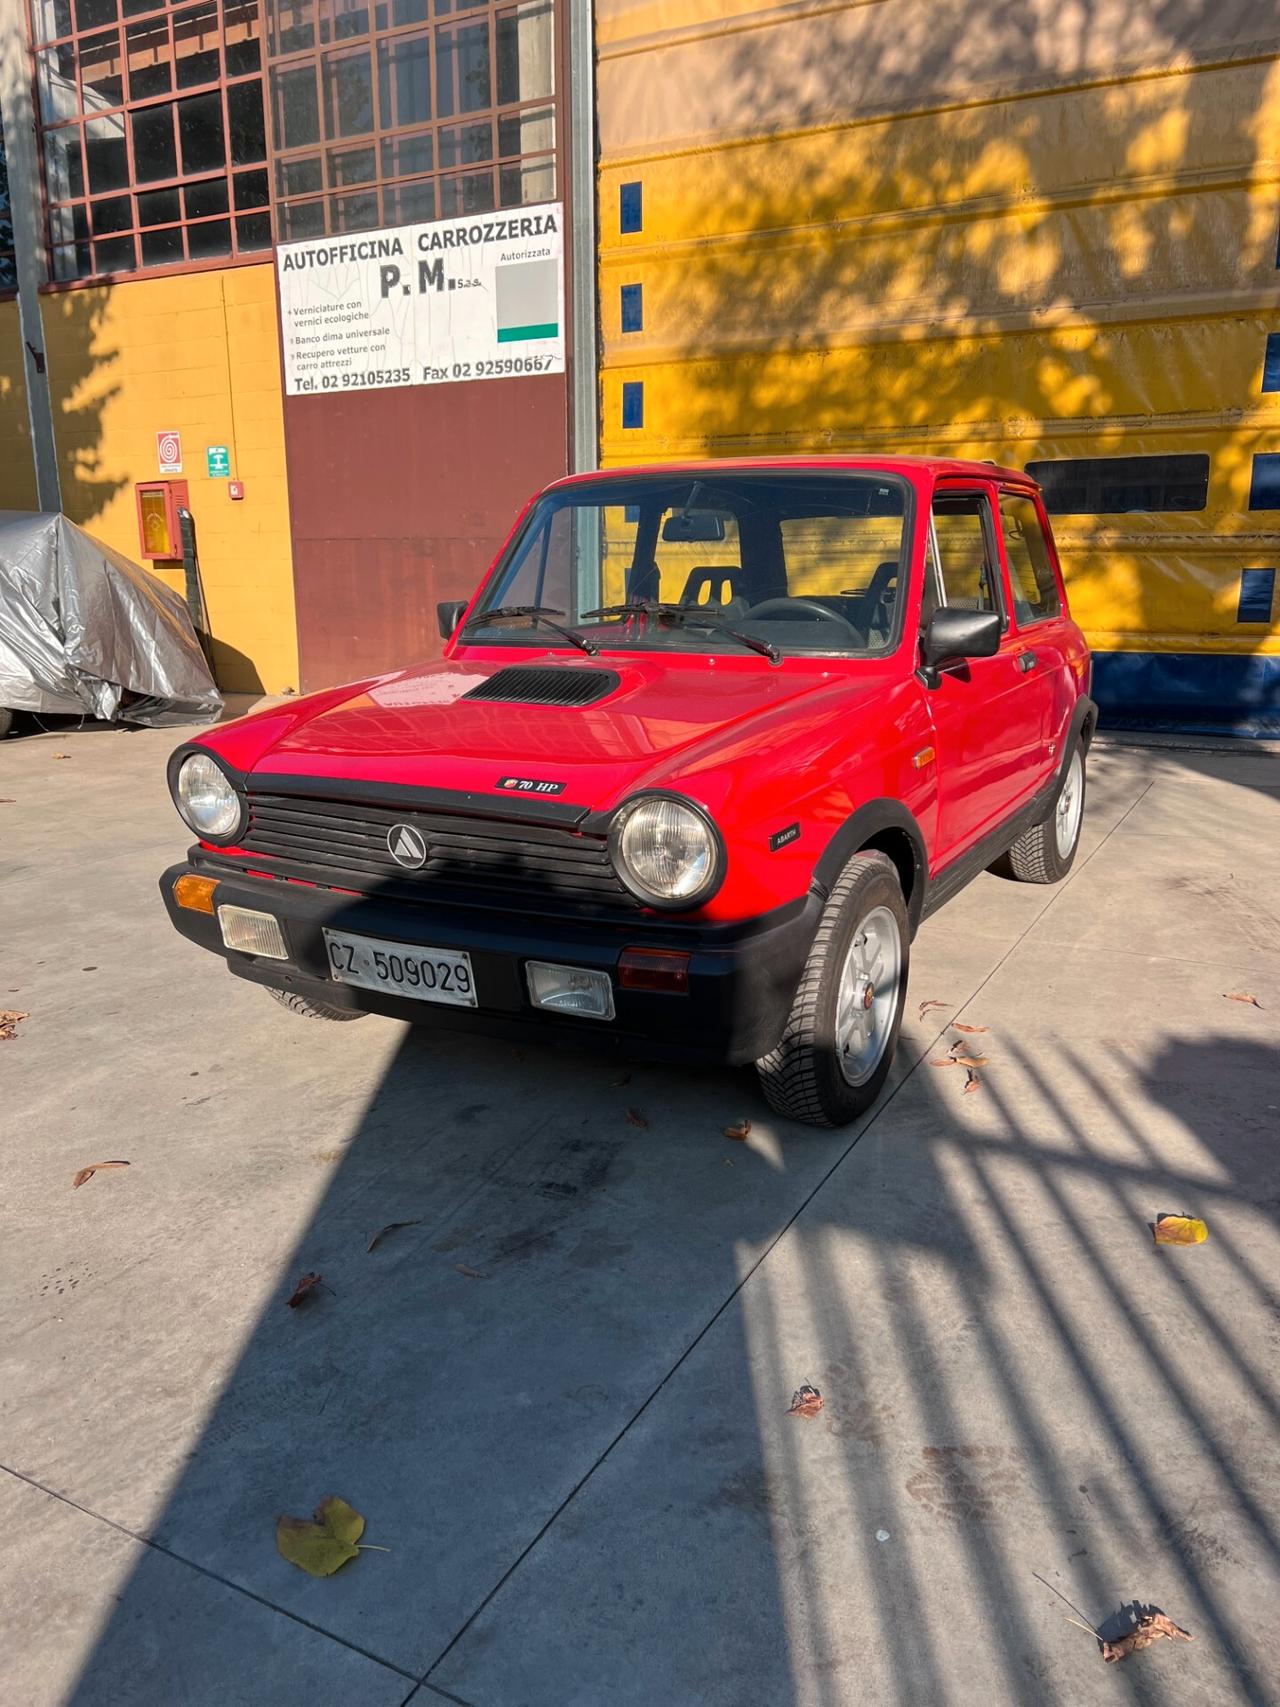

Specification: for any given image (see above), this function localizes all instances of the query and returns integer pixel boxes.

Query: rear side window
[999,494,1061,624]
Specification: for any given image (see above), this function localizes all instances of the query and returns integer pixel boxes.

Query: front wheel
[1003,744,1086,884]
[755,851,909,1127]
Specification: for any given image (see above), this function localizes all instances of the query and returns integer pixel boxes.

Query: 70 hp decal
[497,776,566,795]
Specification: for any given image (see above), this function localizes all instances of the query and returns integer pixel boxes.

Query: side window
[931,494,1003,620]
[999,494,1061,624]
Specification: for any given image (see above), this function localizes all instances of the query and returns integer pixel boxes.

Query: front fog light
[526,960,615,1020]
[218,905,288,960]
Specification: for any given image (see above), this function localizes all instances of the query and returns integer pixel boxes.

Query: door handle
[1017,650,1038,673]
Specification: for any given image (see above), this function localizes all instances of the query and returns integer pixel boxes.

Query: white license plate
[323,929,477,1008]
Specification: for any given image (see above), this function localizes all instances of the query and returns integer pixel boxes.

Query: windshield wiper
[581,601,781,666]
[461,604,597,656]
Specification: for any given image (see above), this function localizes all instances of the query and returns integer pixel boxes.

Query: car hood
[212,650,891,810]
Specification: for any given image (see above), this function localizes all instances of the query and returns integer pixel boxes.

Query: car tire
[755,850,909,1128]
[267,987,365,1022]
[0,708,14,740]
[1003,744,1086,884]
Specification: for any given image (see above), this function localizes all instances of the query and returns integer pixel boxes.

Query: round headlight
[175,752,241,838]
[612,796,722,908]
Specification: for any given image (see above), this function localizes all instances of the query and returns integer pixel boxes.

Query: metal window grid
[268,0,557,240]
[25,0,558,286]
[28,0,272,284]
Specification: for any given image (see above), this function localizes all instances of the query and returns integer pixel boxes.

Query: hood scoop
[462,665,621,707]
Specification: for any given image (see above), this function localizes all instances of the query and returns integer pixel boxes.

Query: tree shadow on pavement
[53,969,1280,1705]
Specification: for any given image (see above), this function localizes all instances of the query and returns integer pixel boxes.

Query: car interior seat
[854,559,900,645]
[679,565,747,608]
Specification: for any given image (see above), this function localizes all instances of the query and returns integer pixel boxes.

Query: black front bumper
[160,856,819,1066]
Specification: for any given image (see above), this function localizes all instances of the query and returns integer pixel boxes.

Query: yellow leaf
[316,1497,365,1545]
[1154,1215,1208,1246]
[276,1496,366,1577]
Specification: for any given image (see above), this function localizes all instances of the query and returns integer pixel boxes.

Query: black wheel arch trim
[810,798,930,935]
[1066,694,1099,764]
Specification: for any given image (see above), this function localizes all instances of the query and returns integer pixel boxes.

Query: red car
[161,458,1094,1126]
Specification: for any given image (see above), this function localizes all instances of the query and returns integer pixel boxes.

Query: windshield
[463,473,912,658]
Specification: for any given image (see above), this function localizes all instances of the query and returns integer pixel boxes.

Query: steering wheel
[745,597,863,644]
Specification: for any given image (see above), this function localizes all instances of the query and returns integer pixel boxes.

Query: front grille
[240,791,637,912]
[462,666,620,707]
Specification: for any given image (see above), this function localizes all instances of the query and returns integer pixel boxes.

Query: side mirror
[918,607,1000,688]
[437,599,467,640]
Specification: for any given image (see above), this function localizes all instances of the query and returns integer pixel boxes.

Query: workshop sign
[276,202,564,397]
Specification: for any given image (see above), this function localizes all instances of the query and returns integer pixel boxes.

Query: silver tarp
[0,511,222,727]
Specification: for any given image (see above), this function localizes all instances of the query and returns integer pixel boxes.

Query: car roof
[546,455,1036,491]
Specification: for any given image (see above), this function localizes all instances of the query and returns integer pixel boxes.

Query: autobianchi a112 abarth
[161,458,1095,1127]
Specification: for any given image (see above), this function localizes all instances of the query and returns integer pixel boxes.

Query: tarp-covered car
[0,511,221,735]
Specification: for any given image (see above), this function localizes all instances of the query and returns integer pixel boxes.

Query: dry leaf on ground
[71,1160,129,1189]
[0,797,15,803]
[940,1042,990,1066]
[625,1108,648,1128]
[724,1120,751,1141]
[286,1271,323,1307]
[455,1262,487,1279]
[276,1496,366,1577]
[1153,1214,1209,1246]
[951,1023,989,1035]
[53,753,71,760]
[1223,991,1263,1009]
[1,1009,28,1041]
[1102,1612,1193,1663]
[917,999,949,1019]
[366,1219,423,1253]
[786,1384,824,1420]
[963,1069,982,1095]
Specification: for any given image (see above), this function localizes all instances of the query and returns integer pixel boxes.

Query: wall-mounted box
[135,481,189,560]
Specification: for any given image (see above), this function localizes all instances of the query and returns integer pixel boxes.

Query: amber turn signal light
[618,948,690,994]
[173,873,219,914]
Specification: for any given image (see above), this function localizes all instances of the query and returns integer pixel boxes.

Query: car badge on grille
[387,823,429,869]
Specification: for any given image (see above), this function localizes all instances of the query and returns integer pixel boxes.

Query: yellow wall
[597,0,1280,657]
[41,262,298,692]
[0,298,39,510]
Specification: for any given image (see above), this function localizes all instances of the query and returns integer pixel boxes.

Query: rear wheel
[0,709,14,740]
[1004,744,1085,884]
[267,987,365,1022]
[755,851,909,1127]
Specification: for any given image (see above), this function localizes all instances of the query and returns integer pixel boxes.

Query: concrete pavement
[2,721,1277,1706]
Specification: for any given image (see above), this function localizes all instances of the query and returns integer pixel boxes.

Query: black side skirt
[920,698,1096,921]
